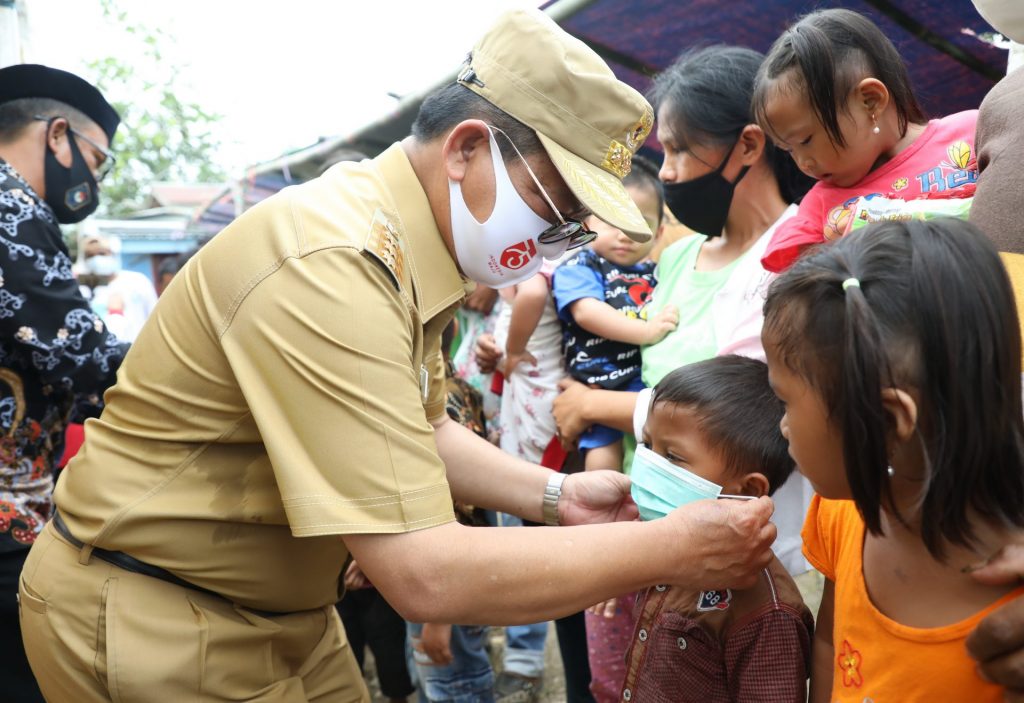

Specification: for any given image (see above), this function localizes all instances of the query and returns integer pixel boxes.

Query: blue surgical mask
[630,445,722,521]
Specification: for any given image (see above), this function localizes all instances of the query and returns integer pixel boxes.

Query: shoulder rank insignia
[364,209,407,291]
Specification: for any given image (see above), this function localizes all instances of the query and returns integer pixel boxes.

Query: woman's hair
[651,355,795,495]
[623,154,664,227]
[648,45,813,204]
[752,8,926,148]
[763,218,1024,559]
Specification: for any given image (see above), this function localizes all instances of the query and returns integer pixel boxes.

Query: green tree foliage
[86,0,226,216]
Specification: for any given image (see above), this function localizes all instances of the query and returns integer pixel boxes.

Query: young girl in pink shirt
[752,8,978,273]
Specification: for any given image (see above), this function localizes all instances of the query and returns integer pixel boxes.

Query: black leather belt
[52,510,223,600]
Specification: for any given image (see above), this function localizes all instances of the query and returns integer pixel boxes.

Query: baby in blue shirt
[552,158,677,470]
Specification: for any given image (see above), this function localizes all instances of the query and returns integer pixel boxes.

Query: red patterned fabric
[619,559,812,702]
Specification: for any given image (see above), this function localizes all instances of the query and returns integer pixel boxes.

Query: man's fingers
[969,544,1024,587]
[968,598,1024,663]
[973,648,1024,693]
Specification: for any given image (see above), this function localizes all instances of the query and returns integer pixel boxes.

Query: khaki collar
[373,144,468,321]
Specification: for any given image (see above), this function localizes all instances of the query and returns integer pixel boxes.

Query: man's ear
[856,77,891,117]
[881,387,918,445]
[45,117,69,154]
[442,120,493,184]
[737,123,766,166]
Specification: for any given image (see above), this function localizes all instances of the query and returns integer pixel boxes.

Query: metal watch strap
[542,471,566,526]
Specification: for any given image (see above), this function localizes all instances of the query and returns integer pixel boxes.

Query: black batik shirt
[0,160,127,551]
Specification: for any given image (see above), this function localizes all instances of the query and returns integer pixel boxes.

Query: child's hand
[474,333,503,374]
[343,560,372,590]
[587,597,618,619]
[419,622,454,665]
[643,305,679,345]
[505,348,537,377]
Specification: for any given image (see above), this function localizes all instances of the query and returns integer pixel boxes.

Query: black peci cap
[0,64,120,143]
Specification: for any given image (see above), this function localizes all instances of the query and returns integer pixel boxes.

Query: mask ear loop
[487,125,567,227]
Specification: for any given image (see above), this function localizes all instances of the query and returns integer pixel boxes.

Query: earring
[887,465,895,478]
[871,114,881,135]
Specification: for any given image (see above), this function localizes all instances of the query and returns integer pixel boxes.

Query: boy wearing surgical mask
[620,355,812,703]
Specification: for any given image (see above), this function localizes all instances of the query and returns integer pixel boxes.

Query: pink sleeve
[761,188,827,273]
[716,270,777,362]
[725,606,814,702]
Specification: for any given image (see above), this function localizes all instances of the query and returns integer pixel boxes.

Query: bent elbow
[382,571,449,623]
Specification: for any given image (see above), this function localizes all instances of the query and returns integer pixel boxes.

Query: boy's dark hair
[752,8,926,149]
[651,355,794,495]
[411,82,542,163]
[0,97,94,142]
[648,45,813,205]
[623,154,664,227]
[764,218,1024,560]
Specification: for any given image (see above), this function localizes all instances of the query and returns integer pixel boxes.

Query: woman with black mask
[551,45,814,574]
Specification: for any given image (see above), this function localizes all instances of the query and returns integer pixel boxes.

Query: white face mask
[85,254,119,277]
[448,130,567,289]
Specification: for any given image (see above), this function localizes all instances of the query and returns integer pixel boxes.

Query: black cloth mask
[663,144,749,238]
[43,119,99,224]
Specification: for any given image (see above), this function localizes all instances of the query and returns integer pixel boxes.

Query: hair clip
[841,277,861,291]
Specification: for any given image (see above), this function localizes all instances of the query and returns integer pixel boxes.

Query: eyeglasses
[488,126,597,251]
[34,115,117,181]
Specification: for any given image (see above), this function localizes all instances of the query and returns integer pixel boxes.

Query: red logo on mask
[499,240,537,270]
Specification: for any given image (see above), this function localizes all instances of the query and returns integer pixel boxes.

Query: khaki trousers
[19,523,369,702]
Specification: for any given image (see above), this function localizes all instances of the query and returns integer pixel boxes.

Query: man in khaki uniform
[20,9,778,701]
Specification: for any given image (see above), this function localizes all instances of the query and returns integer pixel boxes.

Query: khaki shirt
[55,144,464,613]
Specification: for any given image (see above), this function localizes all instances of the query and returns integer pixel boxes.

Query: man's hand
[464,285,498,314]
[663,497,777,591]
[553,378,592,449]
[474,333,503,375]
[967,544,1024,699]
[641,305,679,345]
[343,560,372,590]
[559,470,638,526]
[418,623,454,665]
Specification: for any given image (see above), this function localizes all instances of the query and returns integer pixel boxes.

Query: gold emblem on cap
[601,140,633,179]
[625,108,654,151]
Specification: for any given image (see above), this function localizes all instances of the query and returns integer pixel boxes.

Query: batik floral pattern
[0,161,128,550]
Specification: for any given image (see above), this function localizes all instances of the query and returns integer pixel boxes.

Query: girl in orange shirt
[762,217,1024,702]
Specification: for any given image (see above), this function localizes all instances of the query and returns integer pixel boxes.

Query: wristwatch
[542,472,566,526]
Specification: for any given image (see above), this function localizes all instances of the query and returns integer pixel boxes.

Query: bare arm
[569,298,677,346]
[432,414,556,521]
[346,414,777,625]
[505,275,549,376]
[346,496,777,626]
[809,579,835,703]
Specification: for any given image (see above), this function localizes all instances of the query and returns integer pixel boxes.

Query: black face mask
[43,119,100,224]
[663,144,749,238]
